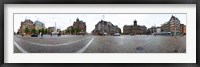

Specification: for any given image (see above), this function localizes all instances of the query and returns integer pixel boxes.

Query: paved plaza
[14,35,186,53]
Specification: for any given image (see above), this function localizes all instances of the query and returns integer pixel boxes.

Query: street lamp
[102,15,105,35]
[103,21,104,35]
[152,27,154,35]
[174,15,176,36]
[70,19,71,35]
[42,24,44,33]
[41,24,44,39]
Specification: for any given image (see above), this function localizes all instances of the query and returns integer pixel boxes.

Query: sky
[14,14,186,33]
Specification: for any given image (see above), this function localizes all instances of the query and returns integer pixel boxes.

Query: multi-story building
[65,26,73,34]
[161,22,170,33]
[67,26,73,31]
[47,27,56,34]
[149,26,157,34]
[147,26,161,35]
[73,18,87,34]
[57,29,61,32]
[117,27,122,34]
[18,19,47,35]
[34,20,45,31]
[18,19,35,34]
[93,20,121,35]
[156,27,161,33]
[123,20,147,35]
[161,15,181,35]
[180,24,186,35]
[123,25,132,34]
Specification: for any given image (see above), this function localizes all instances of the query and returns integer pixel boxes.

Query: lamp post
[152,26,154,35]
[70,19,71,35]
[103,21,104,35]
[102,15,105,35]
[41,24,44,39]
[174,15,177,36]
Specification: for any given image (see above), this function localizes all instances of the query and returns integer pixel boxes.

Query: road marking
[14,41,29,53]
[76,37,95,53]
[15,36,91,46]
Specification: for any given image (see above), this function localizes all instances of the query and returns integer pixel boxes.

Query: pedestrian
[51,33,52,37]
[40,32,42,39]
[41,33,43,39]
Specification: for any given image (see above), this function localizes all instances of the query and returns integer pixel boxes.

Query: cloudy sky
[14,14,186,33]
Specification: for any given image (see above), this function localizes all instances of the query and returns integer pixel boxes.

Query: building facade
[156,27,161,33]
[47,27,56,34]
[147,26,161,35]
[180,24,186,35]
[161,15,181,35]
[93,20,121,35]
[123,20,147,35]
[18,19,35,34]
[34,20,45,31]
[72,18,87,34]
[18,19,47,35]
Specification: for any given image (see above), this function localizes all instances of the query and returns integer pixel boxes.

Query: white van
[114,33,120,36]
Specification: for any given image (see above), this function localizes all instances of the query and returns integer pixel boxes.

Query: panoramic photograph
[13,14,186,53]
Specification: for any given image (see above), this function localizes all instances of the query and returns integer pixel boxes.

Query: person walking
[40,32,43,39]
[22,33,24,37]
[41,33,43,39]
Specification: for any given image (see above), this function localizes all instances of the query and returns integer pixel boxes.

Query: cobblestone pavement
[14,35,186,53]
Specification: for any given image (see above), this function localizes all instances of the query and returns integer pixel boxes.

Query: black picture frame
[0,0,198,67]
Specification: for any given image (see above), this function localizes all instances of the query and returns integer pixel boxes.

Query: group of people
[21,32,59,39]
[40,32,61,38]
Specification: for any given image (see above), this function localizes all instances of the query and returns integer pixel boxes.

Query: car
[104,33,107,35]
[57,33,61,36]
[129,33,135,36]
[113,33,120,36]
[31,34,38,37]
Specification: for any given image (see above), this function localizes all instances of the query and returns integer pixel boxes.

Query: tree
[74,28,81,34]
[77,28,81,33]
[44,29,48,34]
[38,29,41,33]
[39,28,45,33]
[24,27,30,34]
[65,30,69,34]
[31,28,37,34]
[71,29,75,34]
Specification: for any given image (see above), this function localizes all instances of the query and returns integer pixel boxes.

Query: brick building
[161,15,182,35]
[18,19,35,34]
[72,18,87,34]
[180,24,186,35]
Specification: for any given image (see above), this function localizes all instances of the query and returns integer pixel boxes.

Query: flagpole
[70,19,71,35]
[175,15,176,36]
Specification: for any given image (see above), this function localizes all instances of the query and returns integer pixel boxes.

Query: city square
[14,14,186,53]
[14,35,186,53]
[5,4,195,64]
